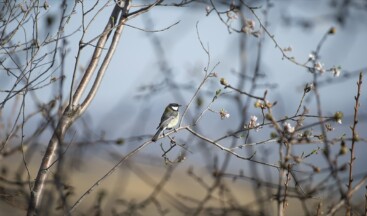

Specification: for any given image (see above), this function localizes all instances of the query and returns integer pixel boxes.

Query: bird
[151,103,181,142]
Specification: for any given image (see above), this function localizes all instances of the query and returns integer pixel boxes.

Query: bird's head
[168,103,181,111]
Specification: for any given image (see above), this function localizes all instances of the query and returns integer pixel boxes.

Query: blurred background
[1,0,367,215]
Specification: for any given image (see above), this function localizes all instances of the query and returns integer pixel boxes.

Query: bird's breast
[167,115,179,128]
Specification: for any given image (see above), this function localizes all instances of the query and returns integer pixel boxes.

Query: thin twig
[346,72,363,215]
[179,21,218,126]
[68,139,151,214]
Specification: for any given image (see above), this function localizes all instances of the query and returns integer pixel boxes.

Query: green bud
[196,97,203,107]
[352,133,360,142]
[270,132,278,139]
[254,100,262,108]
[115,138,124,145]
[334,111,343,124]
[265,113,273,121]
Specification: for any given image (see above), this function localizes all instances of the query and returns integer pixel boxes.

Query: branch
[26,3,131,215]
[80,3,130,113]
[346,72,363,214]
[185,126,286,170]
[71,5,122,107]
[326,176,367,216]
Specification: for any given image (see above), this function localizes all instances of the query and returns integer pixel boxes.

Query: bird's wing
[157,116,175,130]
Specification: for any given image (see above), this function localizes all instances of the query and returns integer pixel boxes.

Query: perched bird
[151,103,181,142]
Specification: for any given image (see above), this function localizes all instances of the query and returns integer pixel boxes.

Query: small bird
[151,103,181,142]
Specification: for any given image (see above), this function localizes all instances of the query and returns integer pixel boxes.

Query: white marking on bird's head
[169,103,180,111]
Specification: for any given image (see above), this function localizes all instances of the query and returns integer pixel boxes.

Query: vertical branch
[346,72,363,215]
[20,92,32,192]
[277,142,285,216]
[26,3,131,215]
[316,202,322,216]
[80,4,130,113]
[70,5,121,108]
[310,29,347,200]
[282,140,292,214]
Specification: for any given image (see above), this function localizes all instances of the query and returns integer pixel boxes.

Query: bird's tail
[151,128,163,142]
